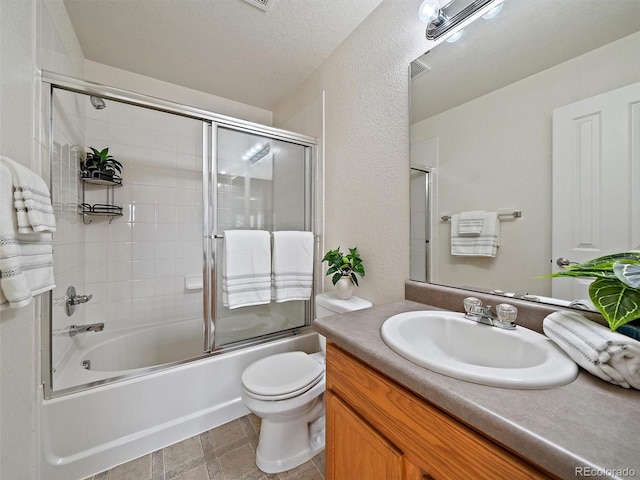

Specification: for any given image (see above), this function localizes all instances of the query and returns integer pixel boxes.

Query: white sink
[381,310,578,389]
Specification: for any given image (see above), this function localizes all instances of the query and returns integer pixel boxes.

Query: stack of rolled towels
[543,311,640,390]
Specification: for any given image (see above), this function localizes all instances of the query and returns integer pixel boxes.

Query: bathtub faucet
[68,323,105,337]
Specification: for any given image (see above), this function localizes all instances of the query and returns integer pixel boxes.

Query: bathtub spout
[68,323,105,337]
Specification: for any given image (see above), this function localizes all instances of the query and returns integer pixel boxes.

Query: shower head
[90,96,106,110]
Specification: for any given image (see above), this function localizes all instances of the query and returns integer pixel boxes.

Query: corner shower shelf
[80,174,123,186]
[80,174,123,224]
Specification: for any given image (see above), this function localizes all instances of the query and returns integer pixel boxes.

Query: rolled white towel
[543,311,640,389]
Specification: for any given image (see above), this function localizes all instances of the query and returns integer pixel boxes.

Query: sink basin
[381,311,578,389]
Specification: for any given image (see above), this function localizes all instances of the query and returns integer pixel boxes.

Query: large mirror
[410,0,640,309]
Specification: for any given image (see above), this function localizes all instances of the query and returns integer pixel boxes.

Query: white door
[552,82,640,301]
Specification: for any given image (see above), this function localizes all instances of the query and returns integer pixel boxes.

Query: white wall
[411,31,640,296]
[0,1,84,478]
[273,0,431,305]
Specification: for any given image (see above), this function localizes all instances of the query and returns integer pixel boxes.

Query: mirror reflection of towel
[450,212,499,257]
[458,210,484,236]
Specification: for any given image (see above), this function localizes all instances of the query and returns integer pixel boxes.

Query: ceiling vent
[410,58,431,81]
[243,0,272,11]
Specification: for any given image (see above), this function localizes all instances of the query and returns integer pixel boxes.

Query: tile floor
[85,414,325,480]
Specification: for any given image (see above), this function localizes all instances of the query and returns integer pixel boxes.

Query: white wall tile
[155,131,176,153]
[131,184,156,204]
[108,122,133,145]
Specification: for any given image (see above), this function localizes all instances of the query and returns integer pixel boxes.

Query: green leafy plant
[550,252,640,331]
[322,247,365,286]
[83,147,123,177]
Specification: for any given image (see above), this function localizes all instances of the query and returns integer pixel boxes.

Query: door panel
[552,82,640,300]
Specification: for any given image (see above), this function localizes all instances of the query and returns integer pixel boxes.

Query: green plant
[550,252,640,331]
[322,247,365,286]
[83,147,123,176]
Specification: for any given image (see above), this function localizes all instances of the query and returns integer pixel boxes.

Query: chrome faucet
[463,297,517,330]
[68,323,105,337]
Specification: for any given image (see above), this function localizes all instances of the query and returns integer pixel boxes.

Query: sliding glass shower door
[44,73,316,397]
[212,126,312,348]
[48,87,208,394]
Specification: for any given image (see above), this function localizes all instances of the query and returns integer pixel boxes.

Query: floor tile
[93,415,324,480]
[279,459,324,480]
[218,443,260,480]
[164,435,204,471]
[172,463,210,480]
[109,454,152,480]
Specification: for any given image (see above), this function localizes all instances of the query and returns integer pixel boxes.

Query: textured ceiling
[63,0,384,110]
[411,0,640,123]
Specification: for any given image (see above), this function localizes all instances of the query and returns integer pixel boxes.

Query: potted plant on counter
[82,147,123,183]
[550,251,640,334]
[322,247,365,300]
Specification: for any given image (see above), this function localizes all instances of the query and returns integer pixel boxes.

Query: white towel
[458,210,484,236]
[0,156,56,233]
[450,211,500,257]
[222,230,271,309]
[272,231,314,303]
[543,311,640,390]
[0,163,55,310]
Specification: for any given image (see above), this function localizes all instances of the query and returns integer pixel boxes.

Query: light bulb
[446,28,464,43]
[418,0,441,24]
[482,2,503,19]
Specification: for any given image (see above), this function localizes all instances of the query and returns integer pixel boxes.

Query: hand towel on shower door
[272,231,314,302]
[222,230,272,309]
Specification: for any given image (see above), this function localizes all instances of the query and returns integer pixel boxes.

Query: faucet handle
[463,297,482,314]
[496,303,517,323]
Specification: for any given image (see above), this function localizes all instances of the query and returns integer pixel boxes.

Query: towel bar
[441,211,521,222]
[209,232,317,239]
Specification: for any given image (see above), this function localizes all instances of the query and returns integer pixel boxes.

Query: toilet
[241,293,372,473]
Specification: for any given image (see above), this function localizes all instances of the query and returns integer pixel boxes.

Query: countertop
[313,300,640,480]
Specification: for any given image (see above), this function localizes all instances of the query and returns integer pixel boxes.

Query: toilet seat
[242,351,325,401]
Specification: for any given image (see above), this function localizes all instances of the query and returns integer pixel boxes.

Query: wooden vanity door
[326,391,404,480]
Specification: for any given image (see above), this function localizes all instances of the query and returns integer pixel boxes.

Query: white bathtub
[52,314,291,390]
[40,320,318,480]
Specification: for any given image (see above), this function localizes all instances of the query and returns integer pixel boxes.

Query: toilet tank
[315,293,372,354]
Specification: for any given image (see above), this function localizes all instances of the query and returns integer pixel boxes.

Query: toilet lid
[242,351,324,398]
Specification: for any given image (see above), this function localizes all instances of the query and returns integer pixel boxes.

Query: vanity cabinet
[325,343,556,480]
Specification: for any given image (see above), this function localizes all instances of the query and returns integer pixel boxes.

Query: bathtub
[40,317,318,480]
[52,314,290,390]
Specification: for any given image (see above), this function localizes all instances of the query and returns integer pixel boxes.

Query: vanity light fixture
[419,0,503,41]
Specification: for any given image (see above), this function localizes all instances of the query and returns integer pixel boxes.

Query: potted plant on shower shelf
[322,247,365,300]
[82,147,123,182]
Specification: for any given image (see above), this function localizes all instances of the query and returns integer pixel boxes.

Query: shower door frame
[41,71,317,398]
